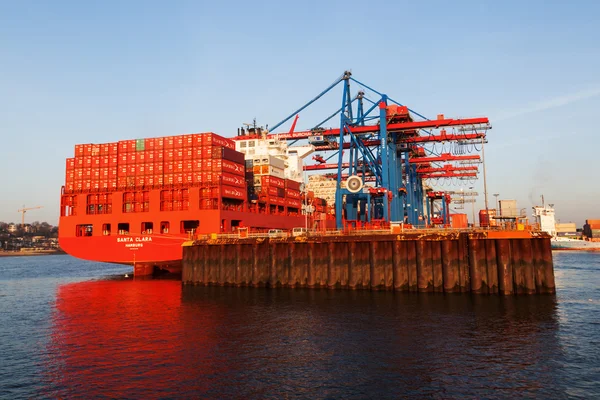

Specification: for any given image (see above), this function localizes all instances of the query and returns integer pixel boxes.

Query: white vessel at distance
[533,203,600,251]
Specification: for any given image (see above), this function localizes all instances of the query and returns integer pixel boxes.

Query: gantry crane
[17,206,43,227]
[265,71,491,228]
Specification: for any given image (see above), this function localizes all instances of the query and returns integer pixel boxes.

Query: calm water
[0,253,598,399]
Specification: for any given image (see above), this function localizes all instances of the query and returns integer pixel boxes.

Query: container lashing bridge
[266,71,491,229]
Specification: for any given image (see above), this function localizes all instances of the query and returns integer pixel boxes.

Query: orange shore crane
[17,206,43,227]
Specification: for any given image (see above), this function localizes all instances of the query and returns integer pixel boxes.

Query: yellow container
[517,223,525,231]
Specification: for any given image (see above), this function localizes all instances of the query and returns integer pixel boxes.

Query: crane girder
[269,117,490,140]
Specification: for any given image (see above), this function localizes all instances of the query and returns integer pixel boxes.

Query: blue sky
[1,0,599,226]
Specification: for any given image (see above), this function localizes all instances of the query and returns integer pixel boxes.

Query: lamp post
[468,186,476,226]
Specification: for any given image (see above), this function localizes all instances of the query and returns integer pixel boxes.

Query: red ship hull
[59,198,313,276]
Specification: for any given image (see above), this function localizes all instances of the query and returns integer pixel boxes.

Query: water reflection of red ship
[47,280,219,397]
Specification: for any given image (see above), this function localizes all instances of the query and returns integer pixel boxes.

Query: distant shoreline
[0,250,66,258]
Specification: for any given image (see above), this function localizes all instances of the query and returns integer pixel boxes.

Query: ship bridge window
[181,220,199,234]
[117,223,130,235]
[141,222,153,234]
[102,223,111,236]
[248,141,255,147]
[76,224,93,237]
[160,221,170,234]
[240,141,247,148]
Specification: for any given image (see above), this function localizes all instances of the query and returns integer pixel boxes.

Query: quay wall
[181,232,555,295]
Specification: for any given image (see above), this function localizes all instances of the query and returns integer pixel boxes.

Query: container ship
[533,204,600,251]
[58,130,333,276]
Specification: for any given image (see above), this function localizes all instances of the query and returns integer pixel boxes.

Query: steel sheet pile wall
[182,233,555,295]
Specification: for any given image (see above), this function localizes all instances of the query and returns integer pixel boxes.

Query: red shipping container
[117,176,127,188]
[100,143,110,156]
[83,168,92,179]
[285,189,301,199]
[174,173,184,185]
[174,135,184,149]
[75,168,84,180]
[118,154,127,165]
[136,164,146,176]
[165,161,175,174]
[118,141,129,154]
[192,134,203,147]
[287,199,302,208]
[165,136,174,150]
[65,182,75,192]
[146,163,155,176]
[109,155,118,167]
[155,162,164,174]
[75,157,84,167]
[155,175,164,186]
[221,147,245,164]
[192,172,203,184]
[137,152,146,163]
[154,137,164,150]
[174,149,184,161]
[127,140,136,153]
[212,159,244,176]
[201,159,212,172]
[75,144,85,157]
[183,134,194,147]
[66,158,76,170]
[128,165,136,176]
[183,148,193,160]
[83,156,92,168]
[91,144,101,156]
[117,166,127,177]
[191,148,203,159]
[261,175,285,189]
[100,168,109,179]
[83,144,93,156]
[285,179,301,191]
[175,161,184,172]
[145,138,155,151]
[202,132,235,149]
[154,150,164,162]
[183,160,193,172]
[136,176,145,187]
[145,150,155,163]
[109,168,117,179]
[74,181,84,191]
[146,176,155,186]
[83,180,92,190]
[183,172,194,185]
[165,149,175,161]
[192,160,203,172]
[221,173,245,188]
[99,156,109,168]
[127,153,137,165]
[91,156,100,168]
[219,185,246,200]
[202,172,217,184]
[66,170,75,182]
[108,143,118,155]
[100,180,109,190]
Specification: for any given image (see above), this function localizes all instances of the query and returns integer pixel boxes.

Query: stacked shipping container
[64,132,247,212]
[583,219,600,240]
[244,156,303,211]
